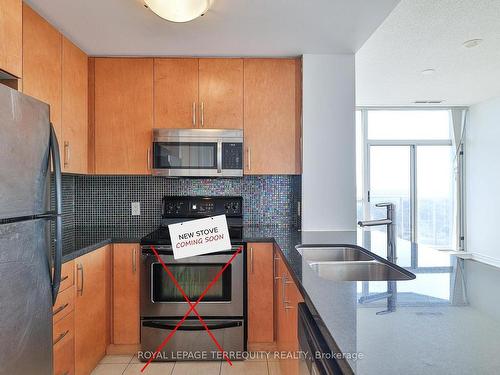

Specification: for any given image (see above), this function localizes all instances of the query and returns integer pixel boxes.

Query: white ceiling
[356,0,500,106]
[25,0,399,56]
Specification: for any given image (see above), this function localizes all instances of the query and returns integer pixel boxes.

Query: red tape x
[141,245,243,372]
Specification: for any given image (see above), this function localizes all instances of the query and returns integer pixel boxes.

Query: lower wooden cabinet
[275,250,303,375]
[53,312,75,375]
[74,246,108,375]
[53,260,75,375]
[112,243,140,345]
[247,242,275,347]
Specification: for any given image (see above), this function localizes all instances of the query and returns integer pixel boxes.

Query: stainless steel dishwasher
[298,303,343,375]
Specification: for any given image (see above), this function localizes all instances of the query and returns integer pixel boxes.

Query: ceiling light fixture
[421,68,436,75]
[463,39,483,48]
[144,0,213,23]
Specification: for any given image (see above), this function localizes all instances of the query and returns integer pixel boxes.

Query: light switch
[131,202,141,216]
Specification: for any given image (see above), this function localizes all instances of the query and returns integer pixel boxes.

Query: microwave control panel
[222,143,243,170]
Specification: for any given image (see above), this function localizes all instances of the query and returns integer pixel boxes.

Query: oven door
[141,246,244,318]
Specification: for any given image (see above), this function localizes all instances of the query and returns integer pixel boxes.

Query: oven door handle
[143,321,242,331]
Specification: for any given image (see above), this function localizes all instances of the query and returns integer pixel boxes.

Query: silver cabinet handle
[281,274,287,308]
[147,147,151,170]
[274,256,281,281]
[63,141,70,168]
[52,303,69,316]
[132,247,137,273]
[285,304,295,310]
[200,102,205,127]
[250,247,254,274]
[247,147,251,171]
[53,329,69,346]
[192,102,197,127]
[77,264,84,296]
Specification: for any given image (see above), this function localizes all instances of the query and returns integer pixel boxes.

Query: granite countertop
[61,225,500,374]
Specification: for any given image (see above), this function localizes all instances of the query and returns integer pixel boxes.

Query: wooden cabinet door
[0,0,22,78]
[112,244,140,345]
[94,58,153,174]
[62,37,88,174]
[199,59,243,129]
[74,246,108,375]
[243,59,301,175]
[154,58,198,128]
[247,242,274,345]
[22,4,62,139]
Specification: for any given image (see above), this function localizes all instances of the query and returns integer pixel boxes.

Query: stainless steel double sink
[296,245,415,281]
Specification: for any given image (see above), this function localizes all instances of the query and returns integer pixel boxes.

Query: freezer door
[0,84,51,220]
[0,219,52,375]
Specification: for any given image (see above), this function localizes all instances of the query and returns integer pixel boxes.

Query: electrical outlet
[131,202,141,216]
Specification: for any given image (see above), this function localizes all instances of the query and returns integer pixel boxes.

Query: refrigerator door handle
[50,123,63,305]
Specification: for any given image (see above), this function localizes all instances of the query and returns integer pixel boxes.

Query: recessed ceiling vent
[413,100,443,104]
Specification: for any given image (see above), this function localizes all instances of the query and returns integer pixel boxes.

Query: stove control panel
[162,196,243,218]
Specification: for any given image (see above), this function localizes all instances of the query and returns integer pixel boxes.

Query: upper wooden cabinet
[247,242,275,347]
[243,59,302,175]
[154,58,243,129]
[94,58,153,174]
[62,37,88,174]
[199,58,243,129]
[22,4,62,138]
[0,0,22,78]
[154,58,199,128]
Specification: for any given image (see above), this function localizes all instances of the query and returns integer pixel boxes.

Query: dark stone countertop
[61,225,500,375]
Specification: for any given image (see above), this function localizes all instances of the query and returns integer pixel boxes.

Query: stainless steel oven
[141,318,244,361]
[152,128,243,177]
[140,245,244,318]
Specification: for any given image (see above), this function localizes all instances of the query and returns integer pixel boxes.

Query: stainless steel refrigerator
[0,84,62,375]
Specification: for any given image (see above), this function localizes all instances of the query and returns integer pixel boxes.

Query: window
[356,109,456,250]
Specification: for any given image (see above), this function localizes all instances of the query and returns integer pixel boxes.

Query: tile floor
[91,354,289,375]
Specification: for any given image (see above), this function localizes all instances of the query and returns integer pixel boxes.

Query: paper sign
[169,215,232,260]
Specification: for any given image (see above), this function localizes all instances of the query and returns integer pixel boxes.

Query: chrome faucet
[358,202,396,263]
[358,203,397,314]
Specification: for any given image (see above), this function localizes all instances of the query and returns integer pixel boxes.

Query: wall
[60,175,301,231]
[466,96,500,260]
[301,54,356,231]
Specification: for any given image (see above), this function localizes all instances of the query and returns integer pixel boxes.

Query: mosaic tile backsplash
[61,175,301,231]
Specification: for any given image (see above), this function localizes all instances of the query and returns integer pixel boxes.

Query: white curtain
[450,109,467,251]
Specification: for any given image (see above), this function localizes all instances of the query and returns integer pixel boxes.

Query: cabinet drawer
[53,312,75,375]
[53,285,75,323]
[60,260,74,292]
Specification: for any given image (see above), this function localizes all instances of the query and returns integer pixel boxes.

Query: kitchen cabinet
[243,58,302,175]
[74,245,108,375]
[154,58,243,129]
[198,58,243,129]
[62,37,88,174]
[112,243,140,345]
[94,58,153,174]
[0,0,22,78]
[154,58,199,128]
[53,311,75,375]
[53,261,75,375]
[22,4,62,139]
[276,250,303,375]
[247,242,274,348]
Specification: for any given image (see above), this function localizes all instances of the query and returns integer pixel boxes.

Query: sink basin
[296,245,375,262]
[308,260,414,281]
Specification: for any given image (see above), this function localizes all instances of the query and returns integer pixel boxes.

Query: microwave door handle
[217,140,222,174]
[143,321,242,331]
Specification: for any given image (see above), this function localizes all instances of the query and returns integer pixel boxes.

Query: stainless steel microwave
[152,129,243,177]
